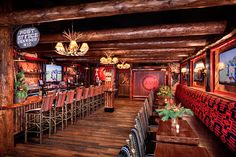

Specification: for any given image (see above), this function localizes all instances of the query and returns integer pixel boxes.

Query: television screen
[219,48,236,85]
[193,60,204,82]
[46,64,62,82]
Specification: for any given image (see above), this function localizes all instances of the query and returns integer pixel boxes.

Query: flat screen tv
[46,64,62,82]
[219,47,236,85]
[193,60,204,82]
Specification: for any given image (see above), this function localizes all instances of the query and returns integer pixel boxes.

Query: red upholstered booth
[175,84,236,152]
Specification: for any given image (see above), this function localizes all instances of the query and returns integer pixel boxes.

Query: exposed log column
[0,26,14,106]
[0,26,14,154]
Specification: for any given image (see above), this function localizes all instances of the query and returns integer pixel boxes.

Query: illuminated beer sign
[142,75,159,90]
[16,27,40,48]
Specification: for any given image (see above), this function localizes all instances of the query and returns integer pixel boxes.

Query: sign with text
[16,27,40,48]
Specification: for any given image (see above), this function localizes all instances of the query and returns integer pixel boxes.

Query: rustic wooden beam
[0,0,235,25]
[35,48,194,59]
[39,21,226,43]
[88,48,195,55]
[24,37,207,53]
[90,38,208,49]
[54,57,179,63]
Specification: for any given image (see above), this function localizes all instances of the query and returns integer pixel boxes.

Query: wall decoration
[219,48,236,85]
[16,27,40,48]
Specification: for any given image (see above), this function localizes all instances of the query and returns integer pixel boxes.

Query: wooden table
[154,143,211,157]
[156,119,199,145]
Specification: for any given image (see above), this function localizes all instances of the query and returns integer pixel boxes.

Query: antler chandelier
[55,26,89,56]
[100,52,119,64]
[117,60,130,69]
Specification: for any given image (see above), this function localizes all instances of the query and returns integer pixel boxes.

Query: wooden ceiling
[1,0,236,65]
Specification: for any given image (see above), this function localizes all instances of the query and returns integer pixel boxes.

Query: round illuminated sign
[142,75,159,90]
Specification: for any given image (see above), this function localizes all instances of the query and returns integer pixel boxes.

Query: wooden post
[205,49,211,92]
[0,26,14,154]
[0,110,14,155]
[0,26,14,106]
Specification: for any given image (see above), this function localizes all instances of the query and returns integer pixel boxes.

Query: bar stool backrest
[56,91,67,108]
[94,86,99,96]
[75,87,83,101]
[66,90,75,104]
[89,86,95,97]
[41,95,53,112]
[83,88,89,99]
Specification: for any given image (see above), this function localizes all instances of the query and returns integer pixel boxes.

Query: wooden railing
[1,96,42,135]
[0,96,42,154]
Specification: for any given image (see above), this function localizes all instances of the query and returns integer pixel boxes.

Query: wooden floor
[10,98,143,157]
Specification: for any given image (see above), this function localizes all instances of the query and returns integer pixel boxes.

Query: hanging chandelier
[117,60,130,69]
[100,52,119,64]
[55,26,89,56]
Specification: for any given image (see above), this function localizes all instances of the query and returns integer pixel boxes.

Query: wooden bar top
[1,96,42,110]
[156,119,199,145]
[154,143,211,157]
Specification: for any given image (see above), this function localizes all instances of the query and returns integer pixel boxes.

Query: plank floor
[10,98,143,157]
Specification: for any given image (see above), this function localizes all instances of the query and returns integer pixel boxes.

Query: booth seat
[175,84,236,152]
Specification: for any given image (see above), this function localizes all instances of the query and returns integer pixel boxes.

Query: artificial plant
[15,70,28,100]
[156,103,193,121]
[156,85,172,98]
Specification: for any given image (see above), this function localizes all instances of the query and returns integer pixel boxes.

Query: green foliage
[15,71,28,99]
[156,103,193,121]
[156,85,172,98]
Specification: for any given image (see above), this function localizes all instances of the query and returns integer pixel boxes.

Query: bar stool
[81,87,89,118]
[25,94,55,144]
[93,86,98,111]
[89,86,95,114]
[64,90,75,126]
[74,86,83,120]
[54,91,67,132]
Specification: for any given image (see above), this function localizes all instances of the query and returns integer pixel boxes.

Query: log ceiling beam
[87,48,195,55]
[34,48,195,57]
[39,21,226,43]
[0,0,235,25]
[24,37,207,53]
[89,38,208,49]
[54,57,179,63]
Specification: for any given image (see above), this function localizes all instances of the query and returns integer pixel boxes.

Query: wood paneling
[117,70,130,97]
[132,69,165,99]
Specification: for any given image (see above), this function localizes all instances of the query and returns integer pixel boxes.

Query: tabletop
[154,143,211,157]
[156,119,199,145]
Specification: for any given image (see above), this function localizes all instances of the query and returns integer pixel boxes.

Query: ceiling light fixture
[117,60,130,69]
[55,24,89,56]
[100,52,119,65]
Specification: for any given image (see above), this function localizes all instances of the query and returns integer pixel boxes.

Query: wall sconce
[181,67,187,81]
[194,62,206,76]
[219,62,226,70]
[181,67,187,74]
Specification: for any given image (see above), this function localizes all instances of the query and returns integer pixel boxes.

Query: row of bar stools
[25,85,105,144]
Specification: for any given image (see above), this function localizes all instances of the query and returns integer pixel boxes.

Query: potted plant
[156,103,193,127]
[156,85,172,102]
[15,70,28,103]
